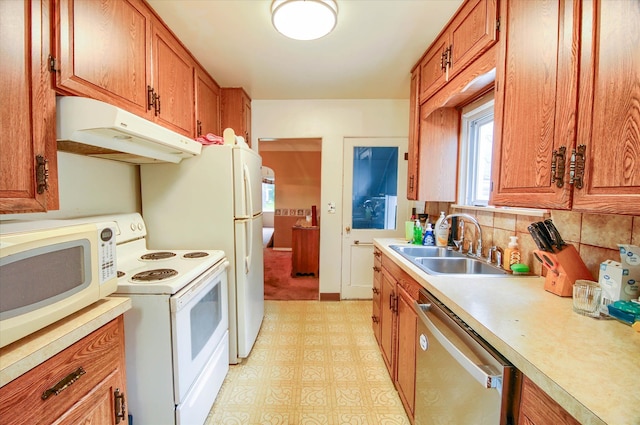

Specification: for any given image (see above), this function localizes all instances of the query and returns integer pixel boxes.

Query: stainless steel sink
[389,244,510,276]
[414,257,509,276]
[390,245,465,258]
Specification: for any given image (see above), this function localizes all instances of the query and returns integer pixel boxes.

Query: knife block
[540,245,594,297]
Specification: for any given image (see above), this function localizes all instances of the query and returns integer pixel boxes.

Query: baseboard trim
[320,293,340,301]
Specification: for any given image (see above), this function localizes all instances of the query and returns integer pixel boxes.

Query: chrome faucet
[445,213,483,257]
[486,246,504,268]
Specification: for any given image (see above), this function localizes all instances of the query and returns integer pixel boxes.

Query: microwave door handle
[413,300,502,391]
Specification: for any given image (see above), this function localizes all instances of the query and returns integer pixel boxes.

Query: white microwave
[0,220,118,348]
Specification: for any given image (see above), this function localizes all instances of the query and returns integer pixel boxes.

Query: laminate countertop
[375,238,640,425]
[0,296,132,387]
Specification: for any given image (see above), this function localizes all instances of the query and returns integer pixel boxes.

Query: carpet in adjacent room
[264,248,318,300]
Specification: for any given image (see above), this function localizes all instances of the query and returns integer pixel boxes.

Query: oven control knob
[130,223,136,231]
[138,223,144,231]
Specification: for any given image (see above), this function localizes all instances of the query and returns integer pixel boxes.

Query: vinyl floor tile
[205,300,410,425]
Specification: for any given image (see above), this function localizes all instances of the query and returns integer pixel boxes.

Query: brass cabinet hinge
[48,55,59,73]
[570,144,586,189]
[36,155,49,194]
[114,388,126,424]
[147,85,155,111]
[550,146,566,188]
[197,120,202,137]
[496,17,501,32]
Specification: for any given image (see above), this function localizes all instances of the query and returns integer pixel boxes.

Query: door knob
[345,226,351,234]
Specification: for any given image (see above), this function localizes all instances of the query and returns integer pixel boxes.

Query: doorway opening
[259,138,322,300]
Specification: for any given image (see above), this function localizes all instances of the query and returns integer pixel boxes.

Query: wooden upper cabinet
[55,0,151,116]
[416,106,459,202]
[491,0,578,209]
[0,0,58,214]
[221,88,252,147]
[573,0,640,215]
[150,19,195,137]
[407,69,420,200]
[418,0,498,104]
[195,67,221,137]
[419,34,449,104]
[448,0,498,78]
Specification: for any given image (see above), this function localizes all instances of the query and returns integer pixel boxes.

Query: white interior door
[341,137,408,299]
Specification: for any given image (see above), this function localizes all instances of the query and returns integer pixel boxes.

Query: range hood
[56,97,202,164]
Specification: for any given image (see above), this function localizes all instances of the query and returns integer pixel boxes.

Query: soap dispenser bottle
[413,220,423,245]
[422,223,435,246]
[435,212,449,247]
[504,236,521,270]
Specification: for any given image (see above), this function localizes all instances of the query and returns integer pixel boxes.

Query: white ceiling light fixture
[271,0,338,41]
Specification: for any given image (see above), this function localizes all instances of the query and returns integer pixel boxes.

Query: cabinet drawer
[0,317,125,425]
[381,254,421,300]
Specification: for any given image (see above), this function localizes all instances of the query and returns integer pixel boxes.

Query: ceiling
[146,0,463,100]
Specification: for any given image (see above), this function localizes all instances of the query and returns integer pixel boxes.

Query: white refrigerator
[140,143,264,364]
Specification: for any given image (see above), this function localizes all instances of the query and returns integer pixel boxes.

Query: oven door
[170,259,229,402]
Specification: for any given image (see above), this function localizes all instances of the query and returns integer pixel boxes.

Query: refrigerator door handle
[245,218,253,275]
[242,163,253,219]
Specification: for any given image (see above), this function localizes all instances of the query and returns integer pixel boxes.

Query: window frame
[458,93,495,207]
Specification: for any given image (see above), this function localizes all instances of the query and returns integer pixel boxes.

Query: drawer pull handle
[41,367,86,400]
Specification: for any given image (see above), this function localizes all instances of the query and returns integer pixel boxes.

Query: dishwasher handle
[413,300,503,391]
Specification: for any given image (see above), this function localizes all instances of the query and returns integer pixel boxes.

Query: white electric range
[75,213,229,425]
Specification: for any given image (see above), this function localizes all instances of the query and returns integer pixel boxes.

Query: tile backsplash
[423,202,639,278]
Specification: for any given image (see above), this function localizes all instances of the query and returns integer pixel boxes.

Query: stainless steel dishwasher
[413,289,516,424]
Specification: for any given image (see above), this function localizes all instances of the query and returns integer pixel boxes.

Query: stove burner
[131,268,178,282]
[117,271,125,278]
[183,251,209,259]
[141,252,176,261]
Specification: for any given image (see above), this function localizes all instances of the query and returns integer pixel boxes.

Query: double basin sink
[389,245,510,277]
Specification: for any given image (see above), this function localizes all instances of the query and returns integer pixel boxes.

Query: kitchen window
[458,93,494,206]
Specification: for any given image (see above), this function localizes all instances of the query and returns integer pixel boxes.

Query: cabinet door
[448,0,498,80]
[195,67,221,137]
[407,69,420,200]
[151,19,195,137]
[221,88,252,147]
[419,34,449,104]
[518,375,580,425]
[242,93,252,147]
[416,106,459,201]
[491,0,578,209]
[54,371,127,425]
[379,268,396,376]
[573,0,640,214]
[0,0,58,213]
[55,0,151,117]
[395,284,417,419]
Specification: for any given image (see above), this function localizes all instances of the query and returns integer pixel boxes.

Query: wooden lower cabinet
[373,250,419,422]
[0,317,128,425]
[395,283,417,419]
[518,375,580,425]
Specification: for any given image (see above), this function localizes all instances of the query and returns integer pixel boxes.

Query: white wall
[1,152,140,221]
[253,99,409,295]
